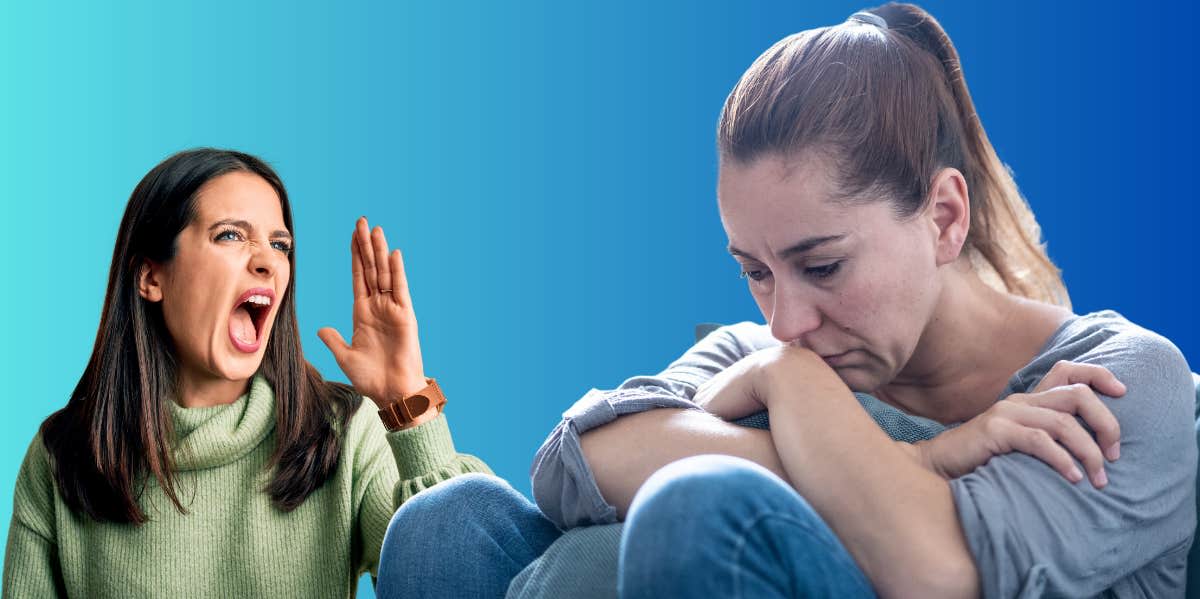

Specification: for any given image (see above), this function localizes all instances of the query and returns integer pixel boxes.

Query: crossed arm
[580,347,979,598]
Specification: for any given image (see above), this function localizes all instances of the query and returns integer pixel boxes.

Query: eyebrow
[208,218,292,240]
[727,234,846,261]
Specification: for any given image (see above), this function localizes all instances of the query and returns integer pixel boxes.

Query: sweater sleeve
[3,435,67,599]
[530,322,776,529]
[353,411,492,578]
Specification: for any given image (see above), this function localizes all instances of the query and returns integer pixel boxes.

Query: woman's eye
[804,261,842,280]
[215,229,243,242]
[270,240,293,253]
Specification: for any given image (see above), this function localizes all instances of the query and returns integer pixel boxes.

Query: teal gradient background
[1,1,1196,596]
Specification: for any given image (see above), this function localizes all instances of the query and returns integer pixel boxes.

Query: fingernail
[1107,442,1121,461]
[1069,466,1083,482]
[1095,469,1108,487]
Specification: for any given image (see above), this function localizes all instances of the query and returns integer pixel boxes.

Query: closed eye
[804,261,842,280]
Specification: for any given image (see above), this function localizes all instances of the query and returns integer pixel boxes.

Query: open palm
[318,217,426,408]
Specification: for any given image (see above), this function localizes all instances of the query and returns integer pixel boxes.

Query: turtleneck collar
[168,374,277,471]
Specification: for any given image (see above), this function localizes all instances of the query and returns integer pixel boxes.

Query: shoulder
[1018,310,1190,392]
[1018,310,1193,438]
[16,431,52,483]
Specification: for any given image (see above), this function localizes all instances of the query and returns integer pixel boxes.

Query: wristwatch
[377,378,446,431]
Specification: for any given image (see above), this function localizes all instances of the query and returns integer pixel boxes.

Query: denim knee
[379,473,559,599]
[384,473,516,545]
[620,456,872,599]
[630,454,792,518]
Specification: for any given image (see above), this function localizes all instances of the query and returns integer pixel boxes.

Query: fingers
[350,232,368,299]
[372,225,393,295]
[355,217,378,294]
[317,327,351,366]
[1037,361,1127,398]
[1005,403,1108,488]
[996,418,1085,485]
[389,248,412,306]
[1024,384,1121,461]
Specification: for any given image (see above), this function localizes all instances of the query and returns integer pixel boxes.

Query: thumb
[317,327,351,364]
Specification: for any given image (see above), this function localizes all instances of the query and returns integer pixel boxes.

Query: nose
[247,241,277,278]
[768,281,822,346]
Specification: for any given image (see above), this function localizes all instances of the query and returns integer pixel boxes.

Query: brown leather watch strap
[377,378,447,431]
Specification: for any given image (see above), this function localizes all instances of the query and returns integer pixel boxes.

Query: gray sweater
[528,310,1196,598]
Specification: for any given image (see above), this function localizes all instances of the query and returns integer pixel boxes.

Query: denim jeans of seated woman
[375,457,876,598]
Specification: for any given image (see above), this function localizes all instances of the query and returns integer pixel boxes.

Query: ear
[926,167,970,266]
[137,259,165,302]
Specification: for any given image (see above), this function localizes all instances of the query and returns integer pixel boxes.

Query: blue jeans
[376,473,562,599]
[619,455,877,599]
[377,458,875,598]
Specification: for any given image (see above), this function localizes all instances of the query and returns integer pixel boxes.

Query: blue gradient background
[1,1,1196,596]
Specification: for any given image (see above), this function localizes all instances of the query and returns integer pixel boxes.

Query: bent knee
[629,454,805,521]
[386,474,517,538]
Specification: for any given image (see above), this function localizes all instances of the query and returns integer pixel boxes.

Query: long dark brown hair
[41,148,362,524]
[718,2,1069,307]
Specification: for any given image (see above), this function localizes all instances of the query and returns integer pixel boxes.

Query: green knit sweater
[2,374,492,598]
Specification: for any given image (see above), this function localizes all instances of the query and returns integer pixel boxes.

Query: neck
[175,365,251,409]
[875,265,1071,424]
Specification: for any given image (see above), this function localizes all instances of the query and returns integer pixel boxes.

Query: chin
[211,358,263,383]
[833,368,880,393]
[212,343,269,382]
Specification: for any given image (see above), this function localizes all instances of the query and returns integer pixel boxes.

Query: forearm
[765,380,979,599]
[579,408,789,519]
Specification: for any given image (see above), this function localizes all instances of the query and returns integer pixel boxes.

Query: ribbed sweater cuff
[385,413,459,480]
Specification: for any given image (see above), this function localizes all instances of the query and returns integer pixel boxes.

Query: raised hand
[318,217,426,409]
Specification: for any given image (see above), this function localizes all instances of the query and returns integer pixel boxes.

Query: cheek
[827,275,884,334]
[828,256,927,341]
[839,256,936,355]
[279,267,291,298]
[160,252,235,342]
[158,292,208,367]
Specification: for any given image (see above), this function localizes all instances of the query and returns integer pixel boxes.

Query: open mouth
[229,287,275,353]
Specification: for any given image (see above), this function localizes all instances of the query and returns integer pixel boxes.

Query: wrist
[377,377,446,431]
[368,379,429,410]
[393,373,428,398]
[759,346,842,409]
[907,439,949,479]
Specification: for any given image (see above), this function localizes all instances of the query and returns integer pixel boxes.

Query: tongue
[230,306,257,345]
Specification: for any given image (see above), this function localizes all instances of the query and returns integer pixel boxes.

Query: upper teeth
[246,295,272,306]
